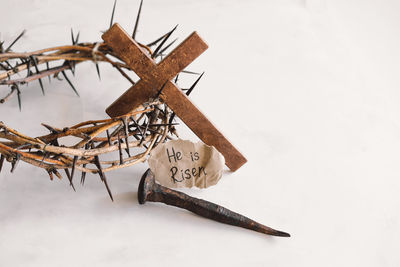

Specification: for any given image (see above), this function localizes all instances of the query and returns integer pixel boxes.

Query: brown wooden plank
[102,23,155,80]
[105,79,155,117]
[160,81,247,171]
[156,32,208,80]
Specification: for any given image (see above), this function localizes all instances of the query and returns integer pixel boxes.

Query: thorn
[30,56,44,95]
[117,132,123,165]
[94,156,104,181]
[106,130,112,146]
[94,155,113,201]
[132,134,148,149]
[154,38,177,58]
[181,70,201,75]
[64,169,76,191]
[186,72,204,96]
[147,33,168,47]
[19,57,26,64]
[81,144,89,185]
[110,0,117,29]
[26,59,31,78]
[146,24,178,47]
[52,169,63,180]
[121,118,131,157]
[132,0,143,40]
[103,175,114,201]
[50,138,59,147]
[47,169,54,181]
[70,156,78,181]
[5,30,26,52]
[17,92,21,111]
[130,117,145,142]
[174,73,179,84]
[152,25,178,59]
[71,28,75,45]
[95,62,101,80]
[61,70,79,96]
[80,165,86,185]
[75,31,80,44]
[140,118,150,146]
[169,113,176,126]
[4,60,13,70]
[114,64,135,85]
[41,123,60,134]
[13,85,22,111]
[154,80,168,99]
[66,61,75,76]
[10,153,21,173]
[0,154,4,173]
[46,62,51,83]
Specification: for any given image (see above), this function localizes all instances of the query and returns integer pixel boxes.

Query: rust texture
[138,169,290,237]
[102,23,247,171]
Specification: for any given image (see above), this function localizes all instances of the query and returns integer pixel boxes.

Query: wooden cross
[102,23,247,171]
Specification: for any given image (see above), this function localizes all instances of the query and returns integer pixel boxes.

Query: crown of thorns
[0,1,204,200]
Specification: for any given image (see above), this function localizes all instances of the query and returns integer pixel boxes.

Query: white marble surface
[1,0,399,266]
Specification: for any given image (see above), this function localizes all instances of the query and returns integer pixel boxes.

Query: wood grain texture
[160,81,247,171]
[102,23,247,171]
[103,24,208,115]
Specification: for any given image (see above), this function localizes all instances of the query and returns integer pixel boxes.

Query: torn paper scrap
[148,139,225,188]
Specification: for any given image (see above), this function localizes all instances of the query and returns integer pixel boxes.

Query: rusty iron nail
[138,169,290,237]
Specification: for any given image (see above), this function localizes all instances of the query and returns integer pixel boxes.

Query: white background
[1,0,400,266]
